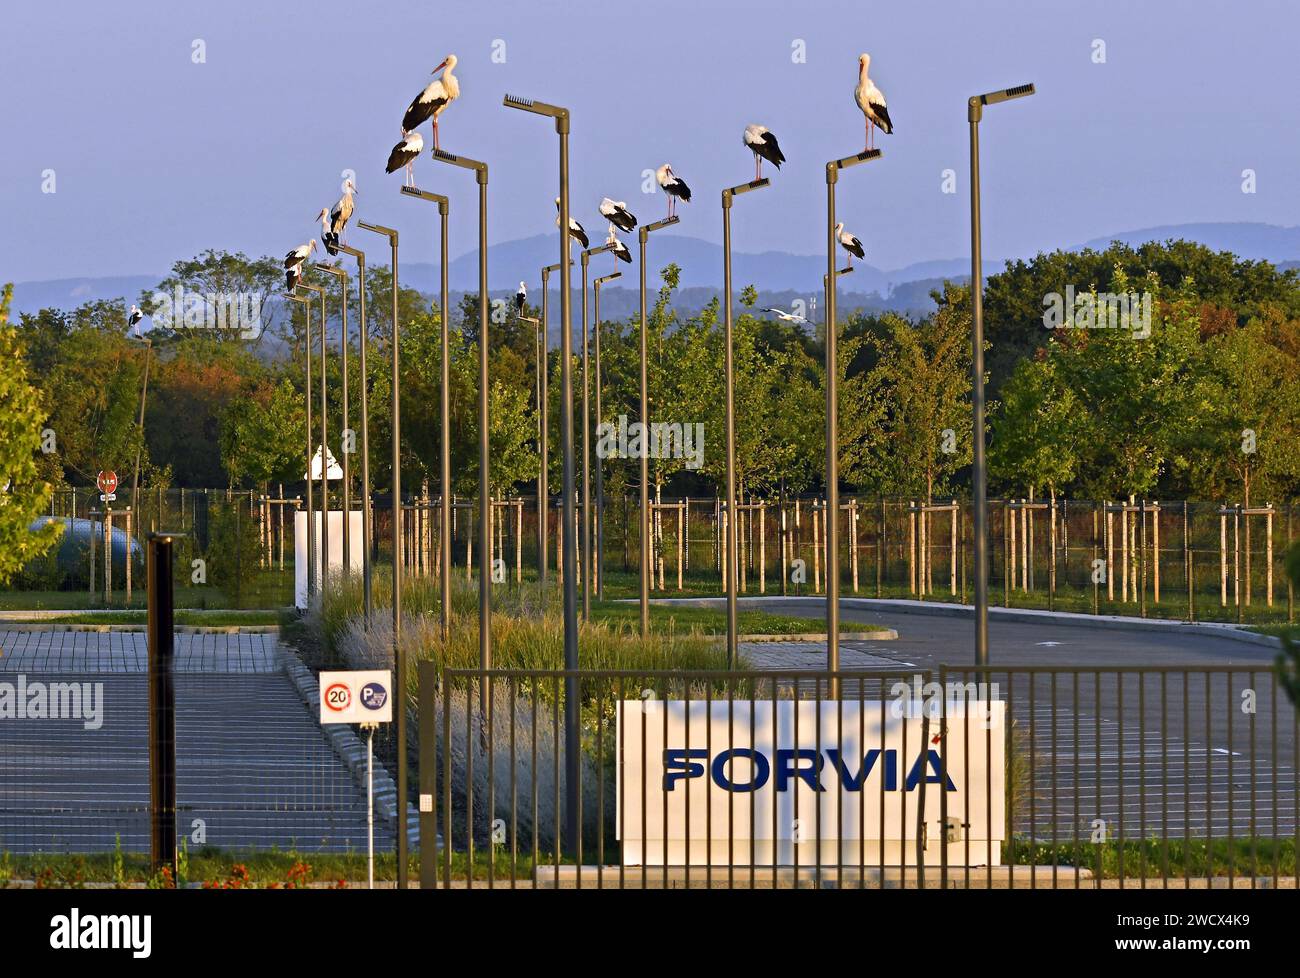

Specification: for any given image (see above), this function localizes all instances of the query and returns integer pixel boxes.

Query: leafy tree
[0,285,62,584]
[219,377,307,489]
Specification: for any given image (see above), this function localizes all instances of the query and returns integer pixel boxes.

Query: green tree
[0,285,62,583]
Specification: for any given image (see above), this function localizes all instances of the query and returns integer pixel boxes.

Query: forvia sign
[617,699,1006,867]
[319,670,393,725]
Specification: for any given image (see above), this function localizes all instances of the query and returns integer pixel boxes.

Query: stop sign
[96,471,118,495]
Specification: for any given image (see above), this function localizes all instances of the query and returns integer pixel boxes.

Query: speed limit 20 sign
[318,670,393,724]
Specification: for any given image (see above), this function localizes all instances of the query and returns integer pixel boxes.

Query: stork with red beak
[401,55,460,150]
[854,53,893,151]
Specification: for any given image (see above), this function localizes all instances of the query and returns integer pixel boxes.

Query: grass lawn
[5,609,284,626]
[587,601,879,636]
[5,836,1292,886]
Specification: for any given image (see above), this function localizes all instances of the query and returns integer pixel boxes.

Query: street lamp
[539,261,562,585]
[333,243,373,625]
[400,184,453,644]
[521,313,544,552]
[130,335,153,520]
[502,92,581,854]
[429,147,492,693]
[356,219,408,890]
[318,264,352,583]
[824,146,881,695]
[969,82,1035,667]
[285,291,316,599]
[721,176,769,668]
[299,281,329,597]
[636,214,679,637]
[579,240,619,620]
[592,270,621,601]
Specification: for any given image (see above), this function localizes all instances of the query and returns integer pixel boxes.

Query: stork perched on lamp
[605,225,631,264]
[855,53,893,151]
[656,164,691,219]
[836,222,865,265]
[555,198,589,248]
[385,131,424,187]
[599,197,637,234]
[515,281,527,316]
[319,180,357,255]
[743,125,785,180]
[402,55,459,150]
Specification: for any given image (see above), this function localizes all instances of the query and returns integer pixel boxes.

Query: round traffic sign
[96,471,119,494]
[324,682,351,712]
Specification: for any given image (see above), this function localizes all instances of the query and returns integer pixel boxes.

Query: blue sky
[2,0,1297,281]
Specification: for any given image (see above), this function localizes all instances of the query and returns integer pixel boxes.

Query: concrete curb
[278,643,419,847]
[731,630,898,643]
[640,595,1286,650]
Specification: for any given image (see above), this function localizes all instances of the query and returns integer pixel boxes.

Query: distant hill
[10,222,1298,323]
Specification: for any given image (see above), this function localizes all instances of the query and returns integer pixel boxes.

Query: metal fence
[417,663,1298,888]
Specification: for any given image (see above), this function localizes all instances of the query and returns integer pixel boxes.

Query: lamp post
[400,185,453,643]
[430,147,492,696]
[636,214,679,637]
[592,270,621,601]
[334,244,372,625]
[579,241,618,620]
[721,177,769,668]
[130,335,153,521]
[503,93,581,854]
[318,265,352,582]
[539,261,561,585]
[969,83,1035,667]
[356,219,408,889]
[285,292,316,599]
[299,281,329,596]
[824,147,881,696]
[521,313,544,559]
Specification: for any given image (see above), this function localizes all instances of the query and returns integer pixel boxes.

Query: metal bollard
[148,532,182,880]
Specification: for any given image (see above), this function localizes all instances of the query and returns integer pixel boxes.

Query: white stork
[599,197,637,234]
[127,304,143,333]
[605,225,632,264]
[320,179,356,255]
[285,240,317,268]
[386,131,424,187]
[285,261,304,291]
[835,222,865,265]
[402,55,459,150]
[656,164,691,219]
[762,307,809,326]
[854,53,893,151]
[555,198,589,249]
[743,125,786,180]
[515,281,527,316]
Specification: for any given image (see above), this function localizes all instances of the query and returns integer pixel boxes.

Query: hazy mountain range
[9,222,1299,328]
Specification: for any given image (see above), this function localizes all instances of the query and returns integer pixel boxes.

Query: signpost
[319,669,393,888]
[96,470,119,501]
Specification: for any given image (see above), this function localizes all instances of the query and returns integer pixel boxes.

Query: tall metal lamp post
[636,214,679,637]
[502,92,582,855]
[521,312,544,572]
[824,147,881,696]
[317,264,352,581]
[285,291,316,599]
[969,82,1035,667]
[579,240,618,619]
[400,184,453,643]
[299,280,330,596]
[429,147,492,695]
[538,261,562,585]
[356,219,409,889]
[334,244,373,625]
[721,177,769,668]
[592,270,621,601]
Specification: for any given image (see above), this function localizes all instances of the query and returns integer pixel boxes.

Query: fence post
[418,660,439,888]
[147,532,180,880]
